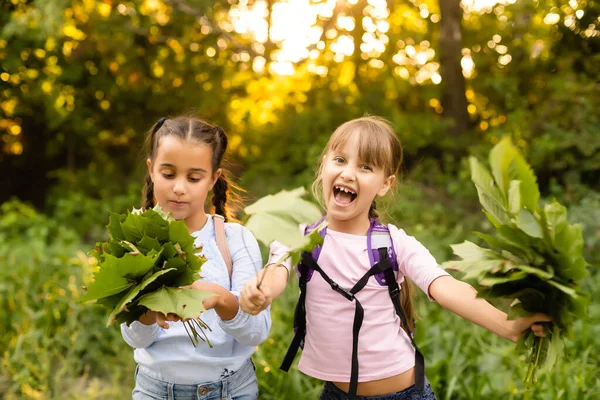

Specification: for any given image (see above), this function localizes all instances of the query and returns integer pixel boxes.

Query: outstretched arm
[429,275,550,343]
[240,240,291,315]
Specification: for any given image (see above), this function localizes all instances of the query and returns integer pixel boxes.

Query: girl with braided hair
[121,116,268,400]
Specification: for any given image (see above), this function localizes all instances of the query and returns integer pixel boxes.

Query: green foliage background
[1,0,598,398]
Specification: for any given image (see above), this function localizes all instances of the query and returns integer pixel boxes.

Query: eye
[161,173,175,179]
[188,177,201,183]
[333,156,345,164]
[361,165,373,171]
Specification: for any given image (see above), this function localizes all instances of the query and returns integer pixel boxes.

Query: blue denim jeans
[132,359,258,400]
[319,379,437,400]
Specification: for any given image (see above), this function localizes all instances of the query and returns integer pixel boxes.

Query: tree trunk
[438,0,470,136]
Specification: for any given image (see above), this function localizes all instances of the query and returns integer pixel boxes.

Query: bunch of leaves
[244,187,325,281]
[78,205,214,346]
[443,138,590,386]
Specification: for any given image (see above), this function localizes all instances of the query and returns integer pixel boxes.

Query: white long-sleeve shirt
[121,215,270,384]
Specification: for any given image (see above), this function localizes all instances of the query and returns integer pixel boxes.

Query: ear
[210,168,223,190]
[146,158,154,181]
[377,175,395,197]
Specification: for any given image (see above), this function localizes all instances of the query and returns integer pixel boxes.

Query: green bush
[0,200,134,399]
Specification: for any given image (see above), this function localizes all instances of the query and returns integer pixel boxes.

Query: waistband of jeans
[138,357,254,388]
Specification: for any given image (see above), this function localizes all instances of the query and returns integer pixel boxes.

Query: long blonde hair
[312,116,415,332]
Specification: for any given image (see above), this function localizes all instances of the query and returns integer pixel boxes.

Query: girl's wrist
[215,291,240,321]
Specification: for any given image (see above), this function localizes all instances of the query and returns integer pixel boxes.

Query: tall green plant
[444,138,590,386]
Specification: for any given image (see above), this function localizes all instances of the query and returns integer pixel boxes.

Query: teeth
[335,185,356,195]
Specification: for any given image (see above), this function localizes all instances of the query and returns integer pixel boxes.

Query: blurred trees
[0,0,598,209]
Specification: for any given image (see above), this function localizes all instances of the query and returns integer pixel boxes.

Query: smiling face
[320,132,395,235]
[147,136,221,233]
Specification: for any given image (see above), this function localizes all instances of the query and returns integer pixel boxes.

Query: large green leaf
[442,259,506,281]
[137,287,215,320]
[516,209,543,238]
[554,254,589,281]
[546,279,579,298]
[107,211,126,240]
[450,241,505,262]
[507,145,540,214]
[469,157,510,225]
[543,201,568,243]
[473,231,532,262]
[244,187,322,224]
[138,235,162,253]
[139,207,171,241]
[489,137,513,198]
[538,325,565,374]
[169,220,194,248]
[120,251,162,279]
[246,213,309,250]
[489,137,540,213]
[106,268,177,326]
[78,254,135,302]
[508,180,521,215]
[479,270,529,286]
[162,256,201,287]
[511,264,554,280]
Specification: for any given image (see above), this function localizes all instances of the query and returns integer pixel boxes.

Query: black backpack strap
[280,252,311,372]
[380,248,425,391]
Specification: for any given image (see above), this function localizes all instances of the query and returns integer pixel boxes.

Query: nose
[173,178,186,196]
[339,164,356,181]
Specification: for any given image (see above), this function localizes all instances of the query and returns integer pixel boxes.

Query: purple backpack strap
[302,216,327,281]
[367,219,398,285]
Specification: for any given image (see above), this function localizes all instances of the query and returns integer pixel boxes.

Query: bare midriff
[333,367,415,396]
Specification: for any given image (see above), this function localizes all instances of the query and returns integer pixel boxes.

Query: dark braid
[211,125,231,221]
[212,175,229,221]
[142,174,154,210]
[368,201,379,219]
[140,117,167,209]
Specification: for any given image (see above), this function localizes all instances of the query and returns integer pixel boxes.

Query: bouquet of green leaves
[79,205,214,346]
[244,187,325,280]
[443,138,589,386]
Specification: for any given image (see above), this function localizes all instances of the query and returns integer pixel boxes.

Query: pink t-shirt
[269,224,449,383]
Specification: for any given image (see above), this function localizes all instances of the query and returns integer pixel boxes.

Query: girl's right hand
[240,274,273,315]
[139,310,181,329]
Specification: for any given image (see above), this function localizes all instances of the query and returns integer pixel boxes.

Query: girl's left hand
[190,281,239,321]
[507,313,552,343]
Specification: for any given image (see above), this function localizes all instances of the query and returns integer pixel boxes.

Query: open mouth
[333,185,357,205]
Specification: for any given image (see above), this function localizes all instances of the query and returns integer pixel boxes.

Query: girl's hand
[138,310,181,329]
[190,280,239,321]
[240,273,273,315]
[507,313,552,343]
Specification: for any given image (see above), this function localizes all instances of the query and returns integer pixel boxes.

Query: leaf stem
[257,252,289,289]
[524,335,544,387]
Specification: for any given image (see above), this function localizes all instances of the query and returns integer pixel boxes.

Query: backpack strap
[280,252,310,372]
[281,251,391,399]
[380,248,425,391]
[213,214,232,282]
[367,219,398,285]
